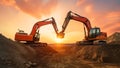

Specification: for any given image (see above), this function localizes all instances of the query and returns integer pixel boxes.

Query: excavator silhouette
[15,17,58,46]
[57,11,107,45]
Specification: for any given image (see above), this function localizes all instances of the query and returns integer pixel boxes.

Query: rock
[25,61,37,68]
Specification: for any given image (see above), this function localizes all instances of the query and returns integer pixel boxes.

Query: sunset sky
[0,0,120,43]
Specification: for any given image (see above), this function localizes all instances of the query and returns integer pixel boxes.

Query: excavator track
[76,40,106,45]
[76,41,93,45]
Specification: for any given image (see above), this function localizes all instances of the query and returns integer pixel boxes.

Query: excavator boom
[62,11,92,33]
[30,17,58,36]
[57,11,92,38]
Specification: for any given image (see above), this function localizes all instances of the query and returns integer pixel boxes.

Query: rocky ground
[0,34,120,68]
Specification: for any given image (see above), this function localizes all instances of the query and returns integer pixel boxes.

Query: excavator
[15,17,58,46]
[57,11,107,45]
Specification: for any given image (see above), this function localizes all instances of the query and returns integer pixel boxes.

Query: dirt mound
[75,45,120,63]
[50,44,120,68]
[1,33,120,68]
[0,34,58,68]
[107,32,120,44]
[31,45,58,68]
[73,32,120,63]
[0,34,36,68]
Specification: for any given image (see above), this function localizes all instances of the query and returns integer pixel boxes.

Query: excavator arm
[57,11,92,38]
[30,17,58,36]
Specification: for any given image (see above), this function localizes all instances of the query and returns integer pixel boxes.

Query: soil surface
[0,34,120,68]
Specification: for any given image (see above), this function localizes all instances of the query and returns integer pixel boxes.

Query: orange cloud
[75,0,120,36]
[90,11,120,36]
[75,0,94,17]
[102,11,120,35]
[0,0,57,18]
[106,11,120,21]
[84,4,93,13]
[103,12,120,28]
[76,0,86,6]
[0,0,15,6]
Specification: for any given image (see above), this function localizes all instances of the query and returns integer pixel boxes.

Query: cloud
[75,0,94,16]
[93,11,120,36]
[0,0,57,18]
[84,4,93,14]
[75,0,120,36]
[0,0,15,6]
[112,27,120,32]
[76,0,86,6]
[106,11,120,21]
[102,11,120,29]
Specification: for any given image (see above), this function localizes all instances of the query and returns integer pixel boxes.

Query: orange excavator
[15,17,58,46]
[57,11,107,45]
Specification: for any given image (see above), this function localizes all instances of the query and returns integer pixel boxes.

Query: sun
[55,38,63,43]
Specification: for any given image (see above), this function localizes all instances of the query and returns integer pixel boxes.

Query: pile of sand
[74,32,120,63]
[75,45,120,63]
[0,33,120,68]
[0,34,36,68]
[107,32,120,44]
[0,34,58,68]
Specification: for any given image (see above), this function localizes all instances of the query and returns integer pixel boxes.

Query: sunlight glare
[55,38,63,43]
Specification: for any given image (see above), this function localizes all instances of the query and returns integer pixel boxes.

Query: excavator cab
[89,27,100,38]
